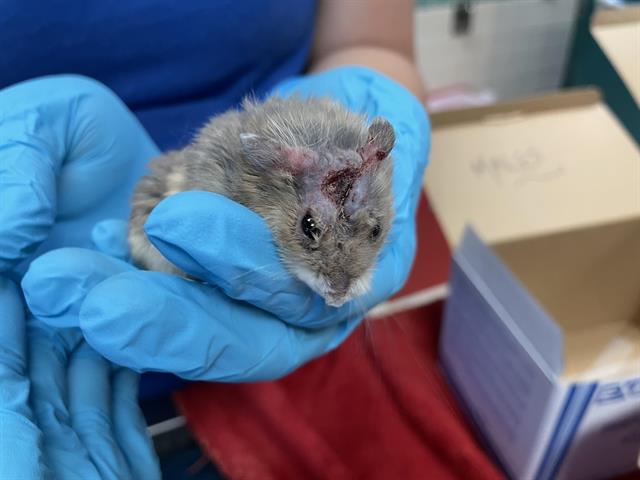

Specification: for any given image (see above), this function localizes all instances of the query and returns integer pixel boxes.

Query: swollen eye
[301,212,320,239]
[370,224,381,240]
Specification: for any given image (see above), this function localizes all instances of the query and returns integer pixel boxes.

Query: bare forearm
[309,46,426,102]
[310,0,426,102]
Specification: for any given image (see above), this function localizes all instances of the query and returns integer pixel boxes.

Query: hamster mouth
[292,266,373,308]
[325,295,348,308]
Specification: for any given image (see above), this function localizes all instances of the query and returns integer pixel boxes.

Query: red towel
[174,302,504,480]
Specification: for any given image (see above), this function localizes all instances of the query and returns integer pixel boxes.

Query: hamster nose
[331,276,351,295]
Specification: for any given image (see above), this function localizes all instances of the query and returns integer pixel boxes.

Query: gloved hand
[0,74,159,279]
[0,277,160,480]
[22,66,431,381]
[0,75,162,479]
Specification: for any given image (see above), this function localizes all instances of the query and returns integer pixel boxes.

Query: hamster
[128,96,395,307]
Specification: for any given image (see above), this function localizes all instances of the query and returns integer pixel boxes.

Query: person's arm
[310,0,427,102]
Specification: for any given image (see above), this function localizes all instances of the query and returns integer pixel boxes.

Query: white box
[414,0,581,100]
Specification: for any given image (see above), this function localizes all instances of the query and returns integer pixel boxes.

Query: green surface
[563,0,640,145]
[160,445,225,480]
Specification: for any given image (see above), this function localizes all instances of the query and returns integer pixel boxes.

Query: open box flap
[425,88,640,247]
[591,6,640,107]
[455,227,564,377]
[494,217,640,382]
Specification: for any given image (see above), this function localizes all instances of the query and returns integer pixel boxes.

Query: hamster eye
[301,212,321,239]
[370,224,381,240]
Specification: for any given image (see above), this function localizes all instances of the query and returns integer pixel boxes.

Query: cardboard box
[428,88,640,479]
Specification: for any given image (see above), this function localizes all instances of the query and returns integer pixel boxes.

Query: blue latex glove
[0,74,159,278]
[0,76,161,479]
[22,66,431,381]
[0,277,160,480]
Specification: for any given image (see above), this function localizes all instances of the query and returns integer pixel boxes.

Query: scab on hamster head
[240,115,395,307]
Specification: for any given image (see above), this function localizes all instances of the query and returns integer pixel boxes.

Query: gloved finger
[22,247,136,328]
[0,277,33,419]
[78,270,359,381]
[68,343,132,480]
[361,217,418,304]
[91,219,131,261]
[27,321,99,479]
[0,277,48,479]
[0,111,59,270]
[111,368,161,480]
[0,75,159,271]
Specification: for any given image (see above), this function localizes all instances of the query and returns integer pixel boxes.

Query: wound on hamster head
[322,122,394,216]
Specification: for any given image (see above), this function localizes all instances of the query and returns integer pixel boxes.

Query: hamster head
[239,98,395,307]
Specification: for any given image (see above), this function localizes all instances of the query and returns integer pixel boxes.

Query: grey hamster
[128,96,395,307]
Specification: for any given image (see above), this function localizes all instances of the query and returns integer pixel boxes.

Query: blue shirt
[1,0,317,150]
[1,0,317,398]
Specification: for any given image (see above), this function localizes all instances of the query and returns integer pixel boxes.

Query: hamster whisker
[352,296,370,318]
[227,263,283,282]
[363,316,385,380]
[394,317,462,418]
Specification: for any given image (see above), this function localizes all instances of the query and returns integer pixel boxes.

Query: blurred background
[416,0,638,143]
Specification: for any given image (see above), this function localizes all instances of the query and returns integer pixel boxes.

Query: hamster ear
[359,117,395,164]
[240,133,316,173]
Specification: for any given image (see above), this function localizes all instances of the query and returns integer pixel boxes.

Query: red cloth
[174,302,504,480]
